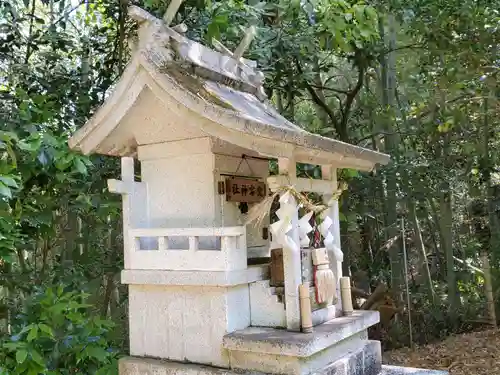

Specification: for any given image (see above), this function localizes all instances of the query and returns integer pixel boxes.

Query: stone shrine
[69,3,447,375]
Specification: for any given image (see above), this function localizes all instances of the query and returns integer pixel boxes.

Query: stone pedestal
[118,310,449,375]
[119,356,448,375]
[380,366,447,375]
[222,311,381,375]
[122,265,268,367]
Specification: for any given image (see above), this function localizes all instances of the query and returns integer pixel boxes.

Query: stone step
[249,280,286,327]
[225,311,379,357]
[379,365,448,375]
[119,356,449,375]
[223,311,381,375]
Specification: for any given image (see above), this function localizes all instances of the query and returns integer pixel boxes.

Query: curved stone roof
[69,6,390,170]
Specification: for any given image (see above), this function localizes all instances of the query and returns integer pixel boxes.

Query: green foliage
[0,0,126,365]
[315,0,379,51]
[0,286,119,375]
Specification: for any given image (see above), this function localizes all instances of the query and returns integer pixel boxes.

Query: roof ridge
[128,5,267,101]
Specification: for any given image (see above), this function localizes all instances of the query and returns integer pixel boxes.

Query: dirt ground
[383,329,500,375]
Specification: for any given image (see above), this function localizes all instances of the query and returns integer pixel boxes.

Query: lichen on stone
[159,62,236,110]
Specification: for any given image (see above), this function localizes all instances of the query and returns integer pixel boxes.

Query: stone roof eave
[69,47,390,172]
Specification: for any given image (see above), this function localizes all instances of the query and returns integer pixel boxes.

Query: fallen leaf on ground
[383,329,500,375]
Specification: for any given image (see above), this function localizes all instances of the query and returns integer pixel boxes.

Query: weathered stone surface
[222,312,380,375]
[119,357,235,375]
[249,280,286,328]
[223,311,380,357]
[363,341,382,375]
[121,265,268,286]
[227,332,376,375]
[128,283,250,368]
[380,365,448,375]
[119,356,447,375]
[347,348,364,375]
[309,340,379,375]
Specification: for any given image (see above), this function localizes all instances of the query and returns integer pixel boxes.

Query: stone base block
[227,335,380,375]
[127,283,251,367]
[119,357,233,375]
[380,366,448,375]
[223,311,380,375]
[309,339,381,375]
[119,357,448,375]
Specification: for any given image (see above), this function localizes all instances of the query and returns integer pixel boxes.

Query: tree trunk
[340,195,352,277]
[427,198,446,279]
[64,210,78,261]
[312,59,329,127]
[101,216,117,317]
[101,274,115,317]
[378,15,403,301]
[439,183,459,312]
[481,96,498,325]
[481,252,497,327]
[276,91,284,114]
[408,200,435,303]
[286,75,295,119]
[24,0,37,64]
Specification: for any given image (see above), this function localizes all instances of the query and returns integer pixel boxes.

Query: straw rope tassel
[312,248,336,305]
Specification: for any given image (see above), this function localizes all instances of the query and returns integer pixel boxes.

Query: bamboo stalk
[401,218,414,349]
[299,283,313,333]
[481,252,497,328]
[340,277,354,316]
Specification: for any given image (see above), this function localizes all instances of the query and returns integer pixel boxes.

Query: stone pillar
[270,157,302,331]
[281,193,302,331]
[321,165,343,312]
[108,157,149,269]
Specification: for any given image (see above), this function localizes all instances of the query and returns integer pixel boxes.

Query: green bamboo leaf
[365,6,377,19]
[38,323,54,337]
[86,346,108,362]
[0,131,18,142]
[0,176,18,188]
[5,143,17,167]
[0,182,12,199]
[3,342,23,350]
[16,349,27,364]
[30,349,45,367]
[74,158,87,175]
[17,140,39,152]
[27,326,38,342]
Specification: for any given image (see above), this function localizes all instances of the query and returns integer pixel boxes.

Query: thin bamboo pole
[401,218,413,348]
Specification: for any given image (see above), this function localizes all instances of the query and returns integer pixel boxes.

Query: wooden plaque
[270,248,284,287]
[225,178,266,203]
